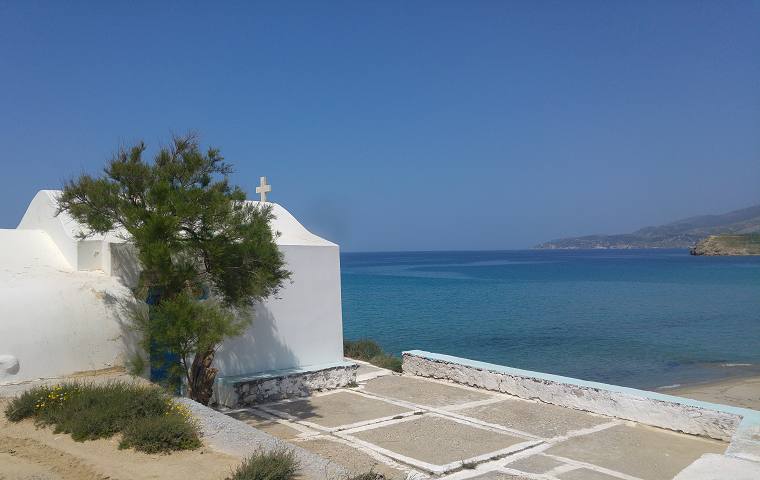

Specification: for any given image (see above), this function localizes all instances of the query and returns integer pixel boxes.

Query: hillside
[690,234,760,256]
[536,204,760,249]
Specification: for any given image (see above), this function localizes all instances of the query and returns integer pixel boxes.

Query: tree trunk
[188,348,218,405]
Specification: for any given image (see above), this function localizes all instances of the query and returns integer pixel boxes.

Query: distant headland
[690,234,760,256]
[536,204,760,251]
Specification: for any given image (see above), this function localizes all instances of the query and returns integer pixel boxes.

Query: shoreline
[656,374,760,411]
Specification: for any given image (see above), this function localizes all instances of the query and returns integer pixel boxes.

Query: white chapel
[0,185,352,405]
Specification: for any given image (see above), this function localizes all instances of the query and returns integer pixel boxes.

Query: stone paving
[223,361,727,480]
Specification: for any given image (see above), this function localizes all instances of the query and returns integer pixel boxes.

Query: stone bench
[213,360,358,408]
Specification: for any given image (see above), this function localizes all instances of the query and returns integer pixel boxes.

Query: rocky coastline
[690,234,760,256]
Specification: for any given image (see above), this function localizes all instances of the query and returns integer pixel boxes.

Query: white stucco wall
[2,190,345,384]
[0,229,141,384]
[215,244,344,375]
[183,200,345,376]
[17,190,124,273]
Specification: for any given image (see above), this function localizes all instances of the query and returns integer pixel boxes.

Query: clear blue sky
[1,1,758,251]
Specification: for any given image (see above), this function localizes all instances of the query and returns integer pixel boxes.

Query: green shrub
[4,385,44,422]
[228,449,299,480]
[369,355,402,373]
[120,413,201,453]
[343,339,383,361]
[344,339,403,373]
[42,382,167,441]
[3,381,200,453]
[54,383,165,441]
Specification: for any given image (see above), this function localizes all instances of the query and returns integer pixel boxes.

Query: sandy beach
[660,375,760,411]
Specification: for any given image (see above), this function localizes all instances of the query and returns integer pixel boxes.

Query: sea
[340,249,760,390]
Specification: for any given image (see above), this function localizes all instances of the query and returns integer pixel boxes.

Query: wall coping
[403,349,759,421]
[215,360,357,385]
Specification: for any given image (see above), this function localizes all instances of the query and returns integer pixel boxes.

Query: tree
[58,134,290,404]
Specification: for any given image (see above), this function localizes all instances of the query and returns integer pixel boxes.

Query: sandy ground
[662,375,760,411]
[1,369,345,480]
[0,396,241,480]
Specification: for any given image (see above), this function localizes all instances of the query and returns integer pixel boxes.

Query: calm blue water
[341,250,760,389]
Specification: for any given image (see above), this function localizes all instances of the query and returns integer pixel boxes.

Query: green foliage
[133,291,249,383]
[228,449,299,480]
[58,134,291,402]
[3,381,200,453]
[368,355,403,373]
[58,134,289,307]
[120,413,201,453]
[126,352,147,376]
[343,339,383,361]
[344,339,403,373]
[4,386,41,422]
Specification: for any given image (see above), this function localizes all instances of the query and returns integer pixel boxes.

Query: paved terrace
[224,362,726,480]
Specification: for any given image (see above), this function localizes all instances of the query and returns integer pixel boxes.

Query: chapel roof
[18,190,336,248]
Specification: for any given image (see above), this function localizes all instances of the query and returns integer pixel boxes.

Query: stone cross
[256,176,272,202]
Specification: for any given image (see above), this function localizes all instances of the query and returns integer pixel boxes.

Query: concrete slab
[350,414,530,467]
[179,398,347,480]
[355,362,393,382]
[545,424,727,480]
[227,410,303,440]
[467,472,533,480]
[558,468,621,480]
[459,398,611,438]
[298,437,407,479]
[356,363,384,376]
[266,391,412,429]
[673,453,760,480]
[363,375,493,408]
[222,363,743,480]
[504,454,565,474]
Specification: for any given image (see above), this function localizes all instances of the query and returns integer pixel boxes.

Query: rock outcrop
[690,234,760,256]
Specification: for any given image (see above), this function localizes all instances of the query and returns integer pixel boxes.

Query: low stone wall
[403,350,750,441]
[215,362,358,408]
